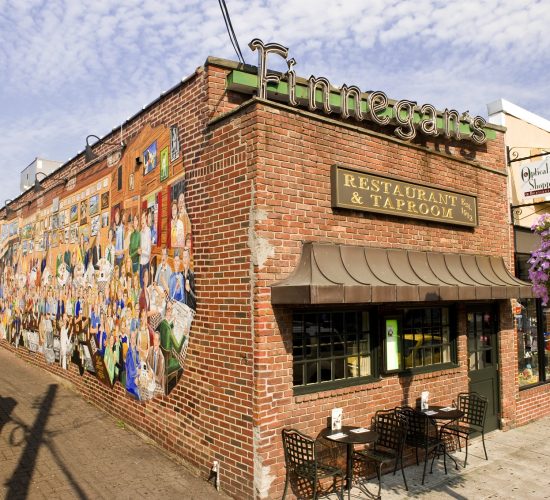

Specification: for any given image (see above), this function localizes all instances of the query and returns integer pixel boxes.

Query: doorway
[466,307,500,432]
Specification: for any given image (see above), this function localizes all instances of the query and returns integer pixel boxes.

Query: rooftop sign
[228,39,494,144]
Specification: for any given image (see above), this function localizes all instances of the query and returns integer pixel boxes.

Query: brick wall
[0,61,257,500]
[246,99,517,498]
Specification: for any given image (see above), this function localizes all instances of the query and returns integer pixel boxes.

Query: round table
[320,425,378,493]
[421,405,464,421]
[421,406,465,469]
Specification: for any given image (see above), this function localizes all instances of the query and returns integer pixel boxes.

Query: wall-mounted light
[2,198,30,217]
[135,156,142,170]
[33,171,47,193]
[85,134,126,163]
[4,199,15,217]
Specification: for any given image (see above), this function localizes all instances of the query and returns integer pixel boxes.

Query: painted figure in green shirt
[128,214,141,274]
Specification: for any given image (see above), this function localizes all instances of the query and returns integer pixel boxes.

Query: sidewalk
[333,415,550,499]
[0,348,227,500]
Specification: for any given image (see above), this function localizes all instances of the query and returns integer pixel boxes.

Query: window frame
[382,306,458,376]
[292,309,379,395]
[515,252,550,390]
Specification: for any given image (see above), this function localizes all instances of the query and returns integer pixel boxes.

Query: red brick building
[0,44,545,499]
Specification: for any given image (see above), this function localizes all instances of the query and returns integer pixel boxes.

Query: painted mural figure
[169,253,184,302]
[129,215,140,274]
[139,211,151,287]
[146,331,165,393]
[126,330,140,399]
[155,248,172,294]
[114,208,124,269]
[59,312,72,370]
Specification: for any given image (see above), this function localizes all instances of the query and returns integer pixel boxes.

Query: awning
[271,242,533,304]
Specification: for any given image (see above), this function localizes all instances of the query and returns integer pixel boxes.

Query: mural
[0,124,193,401]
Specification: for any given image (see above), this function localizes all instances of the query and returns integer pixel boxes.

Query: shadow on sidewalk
[0,395,17,436]
[2,384,88,500]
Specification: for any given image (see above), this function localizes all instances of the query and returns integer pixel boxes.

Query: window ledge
[519,380,550,392]
[395,362,461,378]
[293,376,382,400]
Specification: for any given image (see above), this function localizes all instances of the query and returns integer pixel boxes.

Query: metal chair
[441,392,488,467]
[352,409,408,498]
[281,428,345,500]
[395,406,447,484]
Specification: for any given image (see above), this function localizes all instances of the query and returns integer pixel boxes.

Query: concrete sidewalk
[331,415,550,499]
[0,348,227,500]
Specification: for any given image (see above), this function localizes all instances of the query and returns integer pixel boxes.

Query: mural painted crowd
[0,128,195,401]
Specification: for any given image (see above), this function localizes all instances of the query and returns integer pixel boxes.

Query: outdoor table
[320,425,378,494]
[420,405,464,469]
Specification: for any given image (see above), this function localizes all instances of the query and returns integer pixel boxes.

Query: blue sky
[1,0,549,206]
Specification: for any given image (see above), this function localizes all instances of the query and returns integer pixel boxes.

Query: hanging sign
[514,156,550,201]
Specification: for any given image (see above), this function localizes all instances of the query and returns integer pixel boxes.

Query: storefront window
[516,252,550,388]
[402,307,452,370]
[293,311,372,390]
[517,299,539,386]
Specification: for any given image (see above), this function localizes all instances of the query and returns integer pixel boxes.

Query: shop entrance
[467,307,500,432]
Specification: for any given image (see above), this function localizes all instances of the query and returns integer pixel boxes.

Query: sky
[0,0,549,206]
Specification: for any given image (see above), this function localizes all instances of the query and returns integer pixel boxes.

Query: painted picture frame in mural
[70,223,78,243]
[91,215,100,236]
[89,194,99,216]
[143,141,157,175]
[80,200,88,225]
[169,178,191,250]
[160,147,169,181]
[101,192,109,210]
[170,124,180,162]
[70,204,78,223]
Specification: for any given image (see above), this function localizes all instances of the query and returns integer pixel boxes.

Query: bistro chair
[441,392,488,467]
[352,409,408,498]
[395,406,447,484]
[281,428,345,500]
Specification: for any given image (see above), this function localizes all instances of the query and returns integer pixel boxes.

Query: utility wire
[218,0,245,64]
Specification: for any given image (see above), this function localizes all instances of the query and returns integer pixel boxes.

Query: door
[466,307,500,432]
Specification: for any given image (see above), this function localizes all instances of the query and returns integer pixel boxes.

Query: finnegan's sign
[246,39,489,145]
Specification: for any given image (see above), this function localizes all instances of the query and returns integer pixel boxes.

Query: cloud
[0,0,549,203]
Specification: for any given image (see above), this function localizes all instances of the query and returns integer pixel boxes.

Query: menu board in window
[384,318,401,372]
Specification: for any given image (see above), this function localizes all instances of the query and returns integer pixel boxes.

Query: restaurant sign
[331,165,478,227]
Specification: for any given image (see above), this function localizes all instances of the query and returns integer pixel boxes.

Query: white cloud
[0,0,549,203]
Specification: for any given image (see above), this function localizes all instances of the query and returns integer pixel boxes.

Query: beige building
[488,99,550,390]
[487,98,550,230]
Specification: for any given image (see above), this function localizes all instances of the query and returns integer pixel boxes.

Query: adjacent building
[488,99,550,410]
[20,157,62,193]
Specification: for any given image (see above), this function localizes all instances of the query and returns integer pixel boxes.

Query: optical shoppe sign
[227,39,495,145]
[331,165,477,227]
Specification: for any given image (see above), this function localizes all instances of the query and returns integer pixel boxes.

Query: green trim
[227,69,497,141]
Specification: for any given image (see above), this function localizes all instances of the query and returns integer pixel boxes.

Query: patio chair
[352,409,408,498]
[281,428,345,500]
[441,392,488,467]
[395,406,447,484]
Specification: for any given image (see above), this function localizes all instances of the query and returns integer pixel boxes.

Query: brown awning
[271,242,533,304]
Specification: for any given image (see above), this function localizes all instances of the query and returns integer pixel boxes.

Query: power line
[218,0,245,64]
